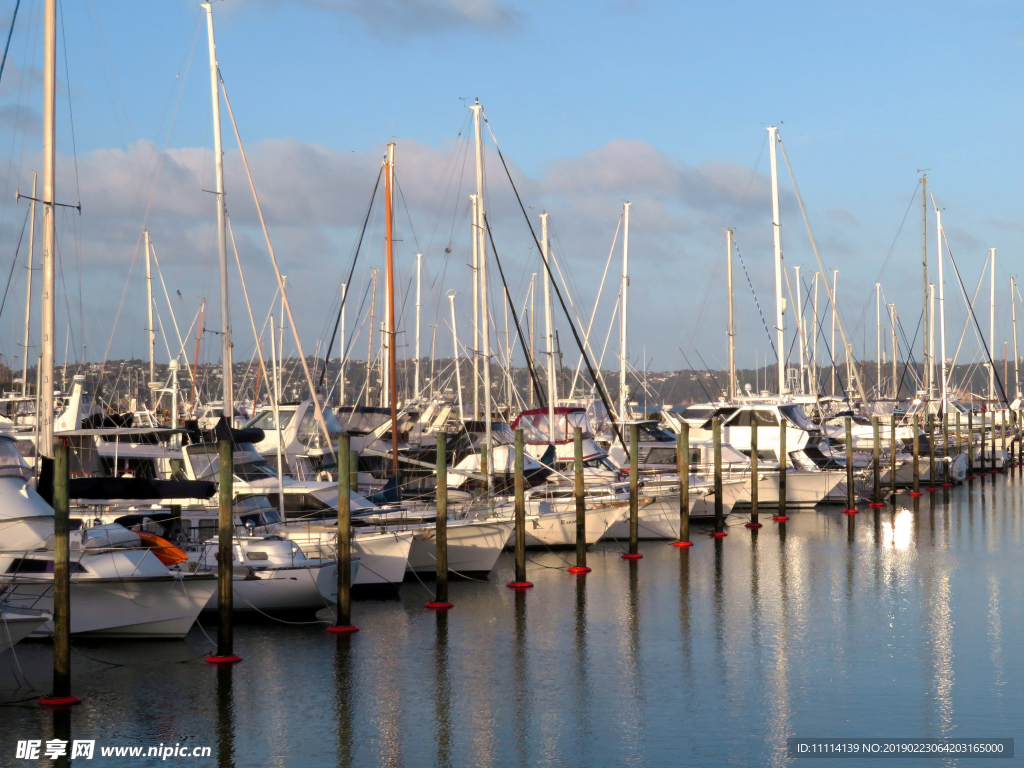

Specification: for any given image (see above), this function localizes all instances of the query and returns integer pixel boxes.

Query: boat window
[566,411,593,437]
[491,424,516,446]
[779,405,813,430]
[638,422,674,442]
[187,449,219,479]
[198,520,218,540]
[5,558,87,574]
[0,437,30,480]
[234,463,277,482]
[644,447,677,465]
[245,551,269,561]
[517,412,555,444]
[728,410,778,427]
[245,410,294,432]
[683,406,715,420]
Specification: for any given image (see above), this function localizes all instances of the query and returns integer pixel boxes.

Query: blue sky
[0,0,1020,384]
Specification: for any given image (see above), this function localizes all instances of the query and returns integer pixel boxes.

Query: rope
[733,239,777,358]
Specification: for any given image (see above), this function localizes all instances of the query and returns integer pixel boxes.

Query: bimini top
[511,407,593,446]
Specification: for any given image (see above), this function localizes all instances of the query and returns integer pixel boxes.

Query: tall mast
[365,270,376,406]
[831,270,837,396]
[989,247,996,402]
[528,273,536,407]
[414,252,422,400]
[540,212,556,444]
[726,228,736,402]
[811,271,819,394]
[1011,277,1019,398]
[21,172,37,398]
[144,229,155,404]
[39,0,56,453]
[875,283,882,396]
[339,283,346,406]
[470,99,484,422]
[384,143,399,478]
[767,126,786,395]
[203,2,232,423]
[471,102,492,484]
[928,283,936,400]
[890,303,897,399]
[937,210,948,415]
[795,264,805,395]
[447,292,464,419]
[620,201,630,417]
[470,193,480,420]
[921,175,929,396]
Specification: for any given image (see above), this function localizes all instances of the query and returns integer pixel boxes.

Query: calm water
[4,473,1024,767]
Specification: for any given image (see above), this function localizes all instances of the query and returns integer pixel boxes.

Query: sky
[0,0,1020,382]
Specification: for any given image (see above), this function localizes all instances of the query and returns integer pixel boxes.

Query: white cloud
[246,0,520,33]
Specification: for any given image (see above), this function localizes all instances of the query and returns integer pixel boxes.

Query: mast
[339,283,346,406]
[795,264,805,395]
[726,228,736,401]
[204,2,232,424]
[811,271,819,394]
[620,201,630,417]
[767,126,786,395]
[540,212,556,445]
[144,229,156,404]
[39,0,56,454]
[384,143,399,478]
[1012,277,1020,399]
[528,272,536,407]
[989,247,996,403]
[831,270,837,396]
[470,100,484,422]
[21,172,36,398]
[890,303,897,399]
[414,252,422,400]
[447,292,464,419]
[471,102,492,486]
[928,283,936,400]
[875,283,882,396]
[921,175,929,396]
[270,315,285,520]
[365,269,376,406]
[937,210,948,415]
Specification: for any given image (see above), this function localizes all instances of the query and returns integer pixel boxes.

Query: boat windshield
[779,405,814,430]
[245,409,294,432]
[517,410,592,444]
[0,437,30,480]
[638,422,675,442]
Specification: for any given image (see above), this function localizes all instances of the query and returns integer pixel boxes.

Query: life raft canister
[136,531,189,566]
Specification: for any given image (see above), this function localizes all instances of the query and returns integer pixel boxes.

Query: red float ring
[506,581,534,589]
[38,696,81,708]
[424,602,454,610]
[326,625,360,633]
[620,553,644,559]
[745,522,763,529]
[672,540,694,547]
[567,566,592,574]
[204,655,242,664]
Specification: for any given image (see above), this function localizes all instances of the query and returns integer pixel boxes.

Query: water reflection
[432,612,452,768]
[333,637,354,768]
[571,574,591,758]
[511,589,529,767]
[881,509,913,550]
[216,666,235,768]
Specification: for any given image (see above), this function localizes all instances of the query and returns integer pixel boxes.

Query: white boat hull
[506,502,625,548]
[1,574,216,639]
[201,565,331,612]
[407,519,514,576]
[721,470,846,508]
[0,608,50,653]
